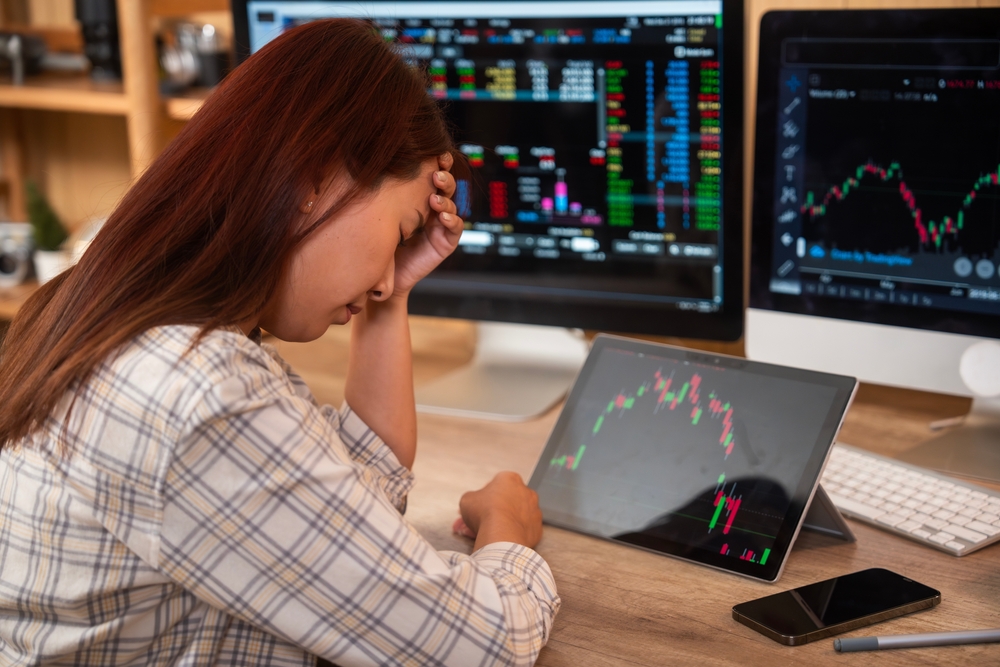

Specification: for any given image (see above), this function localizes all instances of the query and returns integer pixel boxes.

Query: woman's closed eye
[398,219,427,247]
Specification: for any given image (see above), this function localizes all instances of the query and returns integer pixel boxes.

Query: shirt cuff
[470,543,560,603]
[335,402,414,512]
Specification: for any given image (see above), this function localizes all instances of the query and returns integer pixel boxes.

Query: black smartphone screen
[732,568,940,645]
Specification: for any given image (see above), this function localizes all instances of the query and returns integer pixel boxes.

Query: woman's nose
[368,257,394,301]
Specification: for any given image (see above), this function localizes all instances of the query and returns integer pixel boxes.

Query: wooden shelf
[150,0,230,15]
[0,281,37,321]
[0,74,128,115]
[165,88,210,120]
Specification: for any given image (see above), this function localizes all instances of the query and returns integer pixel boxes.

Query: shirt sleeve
[259,341,411,511]
[156,353,560,666]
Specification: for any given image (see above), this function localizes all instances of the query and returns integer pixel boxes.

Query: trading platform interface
[247,1,729,312]
[767,36,1000,318]
[536,342,843,571]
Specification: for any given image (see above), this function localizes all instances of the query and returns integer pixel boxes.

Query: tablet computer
[528,335,857,582]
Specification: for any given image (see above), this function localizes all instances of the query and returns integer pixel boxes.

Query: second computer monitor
[749,8,1000,391]
[748,9,1000,481]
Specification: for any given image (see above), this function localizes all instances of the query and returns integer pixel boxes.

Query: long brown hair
[0,19,459,450]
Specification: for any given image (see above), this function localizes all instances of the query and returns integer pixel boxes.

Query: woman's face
[257,159,439,342]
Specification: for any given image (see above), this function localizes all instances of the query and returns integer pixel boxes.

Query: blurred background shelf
[0,281,37,320]
[165,88,209,120]
[0,0,231,235]
[0,74,127,114]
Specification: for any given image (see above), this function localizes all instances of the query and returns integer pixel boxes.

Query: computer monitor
[233,0,744,420]
[748,8,1000,482]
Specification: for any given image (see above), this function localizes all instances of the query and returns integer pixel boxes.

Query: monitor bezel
[749,8,1000,342]
[232,0,745,341]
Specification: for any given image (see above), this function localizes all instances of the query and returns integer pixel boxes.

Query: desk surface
[274,317,1000,666]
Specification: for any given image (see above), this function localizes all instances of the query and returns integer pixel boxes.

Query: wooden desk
[269,318,1000,665]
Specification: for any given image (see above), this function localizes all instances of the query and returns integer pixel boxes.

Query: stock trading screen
[535,344,839,569]
[768,37,1000,318]
[247,1,728,310]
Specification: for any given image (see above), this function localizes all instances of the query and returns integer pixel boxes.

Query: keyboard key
[950,515,972,527]
[910,512,933,525]
[876,513,911,528]
[932,509,955,521]
[958,506,980,518]
[977,513,999,525]
[945,524,987,544]
[897,520,923,533]
[912,529,932,539]
[829,494,885,520]
[945,541,966,553]
[929,531,955,545]
[924,518,948,530]
[965,521,1000,537]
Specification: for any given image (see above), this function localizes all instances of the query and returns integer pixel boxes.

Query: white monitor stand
[746,309,1000,485]
[895,341,1000,483]
[415,321,590,421]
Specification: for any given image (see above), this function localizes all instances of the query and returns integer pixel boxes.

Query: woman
[0,19,558,667]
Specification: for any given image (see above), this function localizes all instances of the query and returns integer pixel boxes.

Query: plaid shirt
[0,325,559,666]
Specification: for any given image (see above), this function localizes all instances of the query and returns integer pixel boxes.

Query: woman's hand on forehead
[390,153,464,296]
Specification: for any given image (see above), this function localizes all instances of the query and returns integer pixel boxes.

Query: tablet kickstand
[802,485,856,541]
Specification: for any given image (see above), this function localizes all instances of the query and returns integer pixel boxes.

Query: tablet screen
[529,335,856,581]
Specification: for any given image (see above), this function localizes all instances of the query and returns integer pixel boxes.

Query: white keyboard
[822,443,1000,556]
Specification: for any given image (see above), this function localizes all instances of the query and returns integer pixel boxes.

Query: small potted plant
[26,180,70,284]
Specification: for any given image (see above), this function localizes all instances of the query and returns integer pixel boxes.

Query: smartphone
[732,568,940,646]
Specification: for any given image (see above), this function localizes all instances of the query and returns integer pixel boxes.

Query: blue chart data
[395,10,729,308]
[539,346,838,567]
[244,2,737,316]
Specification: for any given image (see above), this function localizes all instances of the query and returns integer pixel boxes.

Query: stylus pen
[834,628,1000,652]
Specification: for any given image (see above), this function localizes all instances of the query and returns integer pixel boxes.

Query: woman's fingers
[452,516,476,539]
[430,192,457,216]
[433,169,457,199]
[438,151,455,172]
[429,173,462,238]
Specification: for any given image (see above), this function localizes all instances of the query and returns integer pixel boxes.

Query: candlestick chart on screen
[801,160,1000,252]
[547,358,788,566]
[793,91,1000,280]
